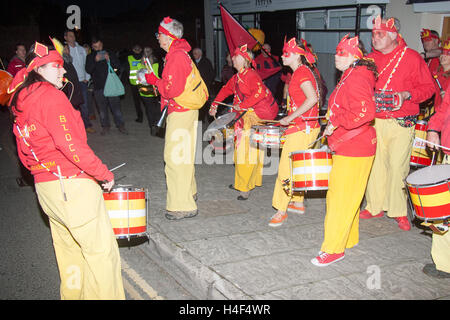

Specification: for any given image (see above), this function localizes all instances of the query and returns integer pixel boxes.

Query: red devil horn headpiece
[421,28,439,42]
[233,44,256,68]
[282,37,316,64]
[442,38,450,55]
[336,34,363,59]
[372,15,397,33]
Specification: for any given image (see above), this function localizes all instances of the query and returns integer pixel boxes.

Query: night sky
[0,0,205,59]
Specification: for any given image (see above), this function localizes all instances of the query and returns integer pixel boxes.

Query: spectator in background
[64,30,95,133]
[193,47,214,125]
[62,44,84,111]
[86,37,128,135]
[83,43,98,120]
[254,43,282,100]
[221,53,235,85]
[126,44,145,123]
[7,43,26,76]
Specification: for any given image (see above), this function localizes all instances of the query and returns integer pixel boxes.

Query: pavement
[1,87,449,300]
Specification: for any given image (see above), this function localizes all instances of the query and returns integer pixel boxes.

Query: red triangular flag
[220,4,258,54]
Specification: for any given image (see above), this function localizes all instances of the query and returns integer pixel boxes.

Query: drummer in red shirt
[311,35,377,267]
[361,16,435,230]
[8,41,124,298]
[269,37,322,227]
[210,44,278,200]
[424,84,450,278]
[420,29,441,75]
[431,39,450,107]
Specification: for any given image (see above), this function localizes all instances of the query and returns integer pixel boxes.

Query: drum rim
[405,164,450,185]
[289,149,331,156]
[293,186,328,191]
[206,112,237,131]
[108,187,146,192]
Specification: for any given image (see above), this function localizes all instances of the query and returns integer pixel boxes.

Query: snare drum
[405,165,450,221]
[410,121,432,167]
[289,149,333,191]
[103,187,148,239]
[250,125,286,149]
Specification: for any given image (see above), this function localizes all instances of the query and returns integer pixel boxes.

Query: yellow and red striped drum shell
[103,187,147,238]
[290,149,332,191]
[410,121,432,167]
[406,165,450,221]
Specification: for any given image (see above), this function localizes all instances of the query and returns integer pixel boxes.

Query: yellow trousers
[35,179,125,300]
[364,118,415,217]
[321,155,374,254]
[431,154,450,273]
[272,128,320,211]
[164,110,198,211]
[234,128,264,192]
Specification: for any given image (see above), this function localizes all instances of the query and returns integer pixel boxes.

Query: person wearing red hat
[430,38,450,107]
[144,17,208,220]
[8,41,125,299]
[311,34,377,266]
[268,37,322,227]
[424,84,450,278]
[419,29,443,120]
[209,44,278,200]
[420,29,442,74]
[360,16,435,230]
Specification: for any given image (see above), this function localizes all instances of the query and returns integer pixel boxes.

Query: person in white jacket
[64,29,95,133]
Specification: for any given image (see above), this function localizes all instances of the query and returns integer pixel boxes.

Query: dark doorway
[259,10,297,56]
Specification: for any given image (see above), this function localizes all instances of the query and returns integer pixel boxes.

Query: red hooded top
[153,39,193,115]
[430,65,450,108]
[214,67,277,120]
[428,84,450,155]
[12,82,113,183]
[327,65,377,157]
[368,41,435,119]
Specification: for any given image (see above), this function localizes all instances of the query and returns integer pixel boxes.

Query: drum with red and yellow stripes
[406,165,450,221]
[103,187,148,239]
[410,121,432,167]
[289,149,333,191]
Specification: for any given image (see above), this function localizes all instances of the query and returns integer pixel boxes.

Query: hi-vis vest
[173,54,209,110]
[139,62,159,98]
[128,55,144,86]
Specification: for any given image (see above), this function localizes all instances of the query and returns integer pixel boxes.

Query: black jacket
[195,57,215,89]
[63,61,84,107]
[85,49,121,90]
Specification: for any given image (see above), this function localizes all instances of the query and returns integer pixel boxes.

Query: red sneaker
[395,217,411,231]
[360,209,384,219]
[311,252,345,267]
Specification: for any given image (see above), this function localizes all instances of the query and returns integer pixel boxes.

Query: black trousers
[142,96,161,127]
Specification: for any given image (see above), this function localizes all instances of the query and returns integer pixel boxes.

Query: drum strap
[328,125,371,152]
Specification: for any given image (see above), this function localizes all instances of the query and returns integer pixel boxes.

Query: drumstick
[110,162,126,172]
[415,137,450,151]
[308,134,326,148]
[57,165,67,201]
[259,119,296,125]
[213,101,234,108]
